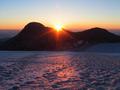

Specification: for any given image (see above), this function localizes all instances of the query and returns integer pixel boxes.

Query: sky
[0,0,120,31]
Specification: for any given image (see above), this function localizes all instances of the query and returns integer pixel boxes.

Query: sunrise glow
[0,0,120,30]
[54,23,63,32]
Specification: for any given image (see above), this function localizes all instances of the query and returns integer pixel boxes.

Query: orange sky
[0,0,120,31]
[0,20,119,31]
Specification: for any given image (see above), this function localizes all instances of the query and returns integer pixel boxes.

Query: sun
[54,23,63,32]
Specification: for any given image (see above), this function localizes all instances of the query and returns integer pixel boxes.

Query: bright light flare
[54,23,63,32]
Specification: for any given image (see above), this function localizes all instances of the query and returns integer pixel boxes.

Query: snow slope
[85,43,120,53]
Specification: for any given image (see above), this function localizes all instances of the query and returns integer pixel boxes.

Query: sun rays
[54,23,63,32]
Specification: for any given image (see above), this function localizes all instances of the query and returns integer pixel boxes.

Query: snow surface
[0,51,120,90]
[85,43,120,53]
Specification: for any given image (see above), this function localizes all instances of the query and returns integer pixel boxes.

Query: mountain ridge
[0,22,120,51]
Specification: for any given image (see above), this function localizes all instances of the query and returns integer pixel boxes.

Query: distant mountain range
[0,22,120,51]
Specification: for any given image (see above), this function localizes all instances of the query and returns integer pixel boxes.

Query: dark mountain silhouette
[0,22,120,51]
[0,22,76,50]
[75,27,120,43]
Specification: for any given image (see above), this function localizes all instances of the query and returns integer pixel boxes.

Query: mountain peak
[23,22,45,32]
[25,22,45,28]
[17,22,48,38]
[87,27,108,32]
